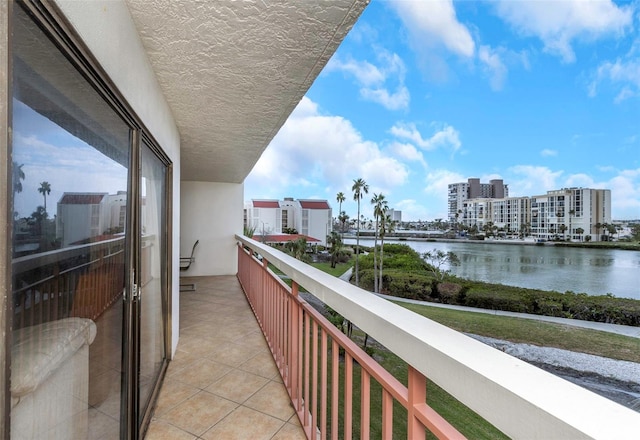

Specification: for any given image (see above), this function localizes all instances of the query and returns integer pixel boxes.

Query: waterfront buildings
[458,187,612,241]
[244,198,332,246]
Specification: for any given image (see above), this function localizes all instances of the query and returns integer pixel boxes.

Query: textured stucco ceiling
[125,0,368,183]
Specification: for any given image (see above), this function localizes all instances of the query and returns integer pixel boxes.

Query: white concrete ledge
[236,235,640,439]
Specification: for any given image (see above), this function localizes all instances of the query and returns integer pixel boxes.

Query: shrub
[436,282,464,304]
[464,288,533,313]
[385,271,433,301]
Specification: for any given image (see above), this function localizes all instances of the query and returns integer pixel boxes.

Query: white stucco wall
[307,208,331,246]
[54,0,182,354]
[180,181,243,276]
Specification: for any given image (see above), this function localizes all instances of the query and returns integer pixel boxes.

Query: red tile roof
[59,193,106,204]
[299,200,330,209]
[254,234,321,243]
[253,200,280,208]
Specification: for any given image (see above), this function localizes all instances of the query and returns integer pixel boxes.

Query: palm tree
[568,209,575,241]
[371,193,387,293]
[351,178,368,286]
[12,162,25,194]
[378,213,395,292]
[336,192,345,235]
[338,211,349,235]
[595,222,603,241]
[576,227,585,242]
[326,231,342,268]
[559,224,568,241]
[38,181,52,213]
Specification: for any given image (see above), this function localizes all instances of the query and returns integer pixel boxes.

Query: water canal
[345,238,640,300]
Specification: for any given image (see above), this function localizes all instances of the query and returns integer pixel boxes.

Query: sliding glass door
[9,3,170,438]
[138,141,169,429]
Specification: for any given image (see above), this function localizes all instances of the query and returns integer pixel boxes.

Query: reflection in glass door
[10,5,129,438]
[138,141,168,427]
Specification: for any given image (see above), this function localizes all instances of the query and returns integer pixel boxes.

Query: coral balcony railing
[236,235,639,439]
[11,237,125,330]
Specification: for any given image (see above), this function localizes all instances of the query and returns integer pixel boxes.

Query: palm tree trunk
[355,202,360,286]
[379,236,384,293]
[373,218,378,293]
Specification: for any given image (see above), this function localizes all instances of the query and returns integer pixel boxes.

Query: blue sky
[244,0,640,221]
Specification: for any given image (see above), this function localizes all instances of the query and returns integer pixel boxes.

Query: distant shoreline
[341,234,640,251]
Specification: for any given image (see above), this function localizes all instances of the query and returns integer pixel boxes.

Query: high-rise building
[448,178,509,222]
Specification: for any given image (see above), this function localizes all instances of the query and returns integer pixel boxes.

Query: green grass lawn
[309,261,353,277]
[397,302,640,363]
[303,257,639,438]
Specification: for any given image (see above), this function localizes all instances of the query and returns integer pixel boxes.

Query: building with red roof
[244,198,332,245]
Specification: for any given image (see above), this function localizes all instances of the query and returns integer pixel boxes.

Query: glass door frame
[130,132,173,438]
[3,2,174,439]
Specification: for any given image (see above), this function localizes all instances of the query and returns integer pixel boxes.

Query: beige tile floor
[145,275,306,440]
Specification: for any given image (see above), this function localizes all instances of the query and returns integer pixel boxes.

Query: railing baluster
[382,389,393,439]
[331,338,339,440]
[361,370,370,439]
[312,320,319,434]
[345,352,353,440]
[304,311,311,431]
[408,366,427,440]
[320,330,328,440]
[290,282,301,412]
[236,238,467,440]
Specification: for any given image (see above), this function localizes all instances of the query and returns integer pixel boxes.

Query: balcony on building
[4,1,639,439]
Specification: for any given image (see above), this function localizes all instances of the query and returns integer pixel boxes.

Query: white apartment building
[56,191,127,246]
[388,208,402,223]
[244,198,332,245]
[460,188,611,241]
[462,196,530,235]
[448,178,509,222]
[531,188,611,241]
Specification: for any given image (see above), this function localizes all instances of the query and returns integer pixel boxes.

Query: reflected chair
[179,240,199,292]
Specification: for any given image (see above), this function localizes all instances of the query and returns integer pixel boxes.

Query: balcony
[146,275,305,439]
[149,236,639,439]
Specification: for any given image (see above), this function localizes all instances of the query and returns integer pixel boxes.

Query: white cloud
[389,0,475,58]
[564,169,640,219]
[395,199,432,222]
[326,57,384,87]
[327,50,410,110]
[541,149,558,157]
[360,86,410,111]
[494,0,633,63]
[506,166,640,218]
[590,58,640,102]
[508,165,563,195]
[423,169,466,219]
[12,132,128,217]
[245,97,410,201]
[389,141,427,166]
[478,45,508,91]
[390,122,461,152]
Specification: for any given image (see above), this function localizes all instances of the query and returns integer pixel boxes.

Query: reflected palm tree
[38,181,52,213]
[12,162,26,223]
[12,162,25,194]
